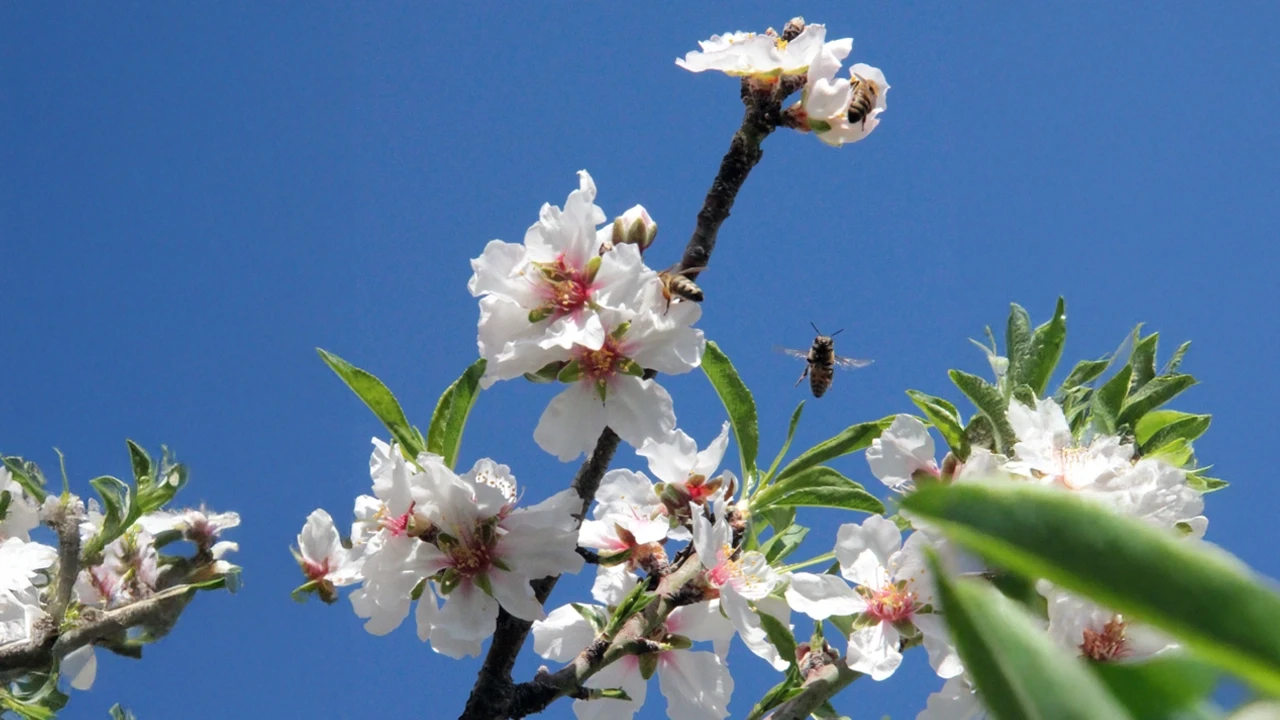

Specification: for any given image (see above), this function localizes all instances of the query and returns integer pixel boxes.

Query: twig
[768,662,862,720]
[47,498,84,623]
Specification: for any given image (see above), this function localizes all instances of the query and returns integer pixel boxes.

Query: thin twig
[768,663,862,720]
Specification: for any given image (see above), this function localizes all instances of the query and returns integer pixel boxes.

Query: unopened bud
[611,205,658,252]
[584,255,602,283]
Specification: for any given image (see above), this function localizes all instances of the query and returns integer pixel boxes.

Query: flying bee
[658,265,706,314]
[846,75,882,128]
[777,323,874,398]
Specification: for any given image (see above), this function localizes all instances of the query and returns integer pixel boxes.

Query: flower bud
[611,205,658,252]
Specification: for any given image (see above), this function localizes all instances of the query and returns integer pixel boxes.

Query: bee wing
[773,345,811,362]
[833,355,875,370]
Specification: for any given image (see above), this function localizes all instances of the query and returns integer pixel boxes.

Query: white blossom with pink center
[532,600,736,720]
[676,24,830,77]
[469,170,665,388]
[1006,396,1134,492]
[534,303,704,461]
[74,529,161,610]
[866,415,942,493]
[785,515,960,681]
[801,37,890,148]
[1039,581,1178,663]
[293,509,364,602]
[638,423,736,537]
[692,500,791,671]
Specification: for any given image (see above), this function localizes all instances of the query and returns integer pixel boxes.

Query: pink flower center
[1081,617,1128,661]
[448,539,494,577]
[380,502,416,537]
[863,583,918,624]
[575,336,627,381]
[536,255,596,319]
[303,558,331,582]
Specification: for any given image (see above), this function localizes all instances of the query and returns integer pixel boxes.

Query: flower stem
[780,551,836,574]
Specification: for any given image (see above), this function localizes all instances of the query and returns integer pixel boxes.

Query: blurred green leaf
[1135,410,1211,446]
[1138,413,1211,456]
[929,552,1132,720]
[1059,357,1111,394]
[1162,341,1192,375]
[949,370,1016,453]
[426,358,487,470]
[317,348,423,458]
[773,420,886,484]
[963,414,997,453]
[764,401,806,482]
[2,457,48,503]
[703,341,759,485]
[758,506,796,533]
[903,482,1280,696]
[758,610,798,670]
[753,466,883,514]
[746,669,803,720]
[908,391,969,459]
[1092,657,1217,719]
[1128,333,1160,395]
[1019,297,1067,396]
[761,524,809,564]
[1187,471,1229,493]
[1092,364,1133,435]
[108,704,138,720]
[1117,374,1198,429]
[1005,303,1034,390]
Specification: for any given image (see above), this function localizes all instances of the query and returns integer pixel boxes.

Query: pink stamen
[864,584,918,624]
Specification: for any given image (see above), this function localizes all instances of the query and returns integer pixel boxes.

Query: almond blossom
[293,509,364,603]
[691,500,791,671]
[532,600,736,720]
[800,37,890,147]
[676,24,829,77]
[784,515,960,681]
[1006,396,1134,493]
[0,468,40,541]
[1040,581,1178,662]
[579,468,669,605]
[534,302,703,461]
[918,676,989,720]
[867,415,941,492]
[638,423,735,525]
[74,529,161,609]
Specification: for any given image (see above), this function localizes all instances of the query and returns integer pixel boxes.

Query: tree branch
[768,663,862,720]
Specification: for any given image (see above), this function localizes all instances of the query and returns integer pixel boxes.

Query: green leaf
[1092,363,1133,435]
[1135,410,1212,446]
[903,482,1280,696]
[1117,374,1198,429]
[773,420,886,484]
[948,370,1016,453]
[764,401,806,482]
[1138,413,1212,456]
[317,348,424,458]
[702,341,759,484]
[108,704,138,720]
[426,358,487,470]
[747,670,803,720]
[908,391,969,459]
[753,466,884,515]
[1019,297,1067,396]
[1059,357,1111,393]
[1092,657,1217,719]
[758,506,796,533]
[963,414,997,453]
[1128,333,1159,394]
[126,441,152,486]
[928,552,1133,720]
[1162,341,1192,375]
[2,457,47,502]
[1187,471,1229,493]
[86,475,135,554]
[758,610,798,670]
[1005,303,1034,391]
[1148,437,1194,467]
[761,524,809,564]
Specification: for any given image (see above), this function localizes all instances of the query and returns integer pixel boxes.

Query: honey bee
[777,323,873,398]
[658,265,705,313]
[846,75,882,128]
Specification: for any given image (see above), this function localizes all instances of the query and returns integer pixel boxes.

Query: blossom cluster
[1,465,240,693]
[866,396,1209,718]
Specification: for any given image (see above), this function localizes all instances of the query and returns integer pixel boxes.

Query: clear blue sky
[3,3,1279,718]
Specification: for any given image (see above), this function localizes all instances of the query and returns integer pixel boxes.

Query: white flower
[918,676,989,720]
[677,24,829,77]
[579,469,669,553]
[75,530,160,608]
[137,507,239,550]
[532,600,735,720]
[785,516,960,681]
[692,501,789,671]
[1108,458,1208,535]
[638,423,736,522]
[469,171,665,387]
[295,509,364,600]
[591,563,639,606]
[1040,581,1178,662]
[1006,397,1134,492]
[0,590,45,645]
[0,468,41,541]
[407,455,583,657]
[867,415,940,492]
[802,44,890,147]
[0,537,55,602]
[534,304,703,461]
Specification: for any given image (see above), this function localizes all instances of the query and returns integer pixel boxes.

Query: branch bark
[768,663,862,720]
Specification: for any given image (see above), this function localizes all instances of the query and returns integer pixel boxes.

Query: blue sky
[3,3,1279,718]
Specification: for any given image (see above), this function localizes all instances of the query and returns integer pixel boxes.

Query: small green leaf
[907,391,969,459]
[1092,363,1133,435]
[1139,414,1212,456]
[1012,384,1037,409]
[1135,410,1212,446]
[1128,333,1159,394]
[753,466,884,514]
[747,670,803,720]
[1020,297,1067,396]
[108,703,138,720]
[903,482,1280,696]
[928,552,1132,720]
[317,348,423,458]
[2,457,47,502]
[86,475,135,554]
[426,358,487,470]
[764,401,805,482]
[1092,656,1217,719]
[1059,357,1111,393]
[761,524,809,564]
[702,341,759,484]
[773,420,886,484]
[1162,341,1191,375]
[126,440,152,486]
[949,370,1016,453]
[1005,303,1034,390]
[963,414,997,453]
[1187,471,1228,493]
[758,610,798,670]
[1148,437,1195,466]
[1117,374,1198,429]
[758,506,796,533]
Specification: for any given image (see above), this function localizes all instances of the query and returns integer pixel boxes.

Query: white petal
[914,613,964,678]
[468,239,536,303]
[836,515,901,588]
[918,676,987,720]
[591,564,638,606]
[691,423,731,479]
[667,600,735,660]
[461,457,518,518]
[866,415,937,492]
[846,621,903,681]
[691,501,729,570]
[533,603,598,662]
[298,509,342,567]
[594,469,661,515]
[488,570,546,622]
[637,430,699,487]
[577,656,647,720]
[604,377,677,454]
[415,581,439,643]
[497,523,583,579]
[785,573,866,619]
[434,580,499,652]
[721,586,788,671]
[536,382,608,462]
[62,645,97,691]
[626,306,705,376]
[658,650,733,720]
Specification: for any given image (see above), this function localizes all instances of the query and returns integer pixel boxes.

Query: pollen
[1080,617,1129,661]
[576,337,625,381]
[532,255,595,319]
[861,582,918,624]
[1052,446,1093,489]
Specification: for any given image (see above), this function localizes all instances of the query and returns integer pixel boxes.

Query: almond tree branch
[768,663,862,720]
[458,47,808,720]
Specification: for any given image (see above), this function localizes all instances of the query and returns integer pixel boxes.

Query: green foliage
[928,553,1132,719]
[907,391,969,459]
[771,420,888,484]
[108,705,138,720]
[1007,298,1067,396]
[948,370,1016,453]
[317,348,425,458]
[426,358,487,469]
[757,611,798,671]
[702,341,759,487]
[760,524,809,564]
[752,466,884,515]
[2,456,48,502]
[1092,657,1218,719]
[763,401,805,482]
[904,482,1280,695]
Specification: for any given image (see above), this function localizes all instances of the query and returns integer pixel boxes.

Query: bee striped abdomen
[808,338,836,398]
[846,77,880,128]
